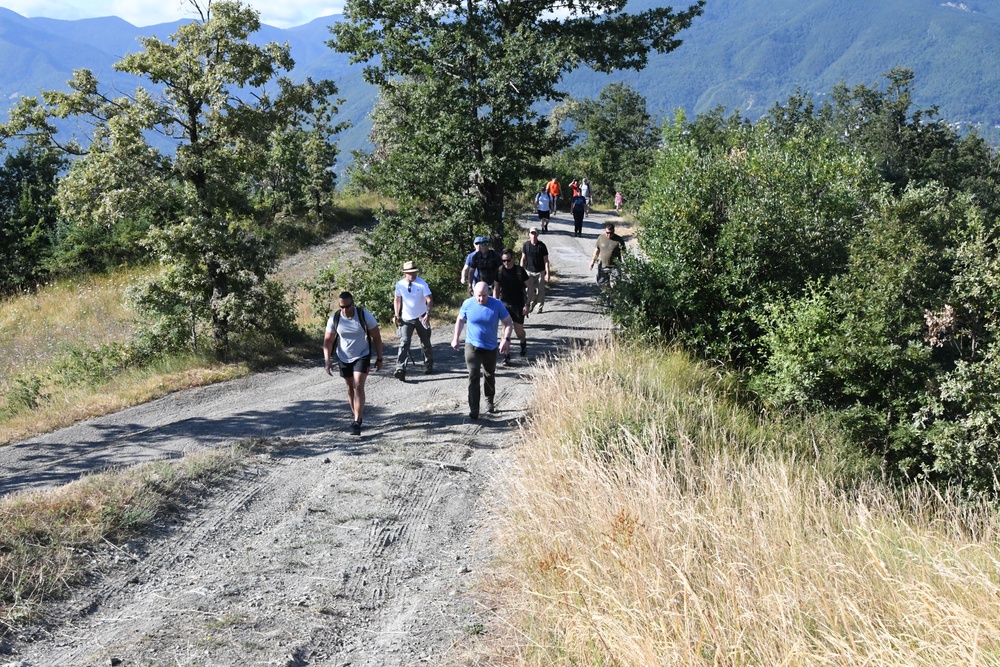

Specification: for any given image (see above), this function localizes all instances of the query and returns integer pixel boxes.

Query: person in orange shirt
[547,177,561,215]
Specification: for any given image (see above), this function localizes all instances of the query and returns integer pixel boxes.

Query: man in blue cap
[460,236,501,295]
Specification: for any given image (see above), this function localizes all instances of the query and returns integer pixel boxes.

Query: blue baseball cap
[474,236,489,244]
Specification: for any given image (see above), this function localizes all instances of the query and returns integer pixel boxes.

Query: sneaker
[501,355,511,367]
[520,340,526,356]
[393,368,406,381]
[537,304,544,313]
[424,363,433,375]
[486,398,496,413]
[469,411,479,420]
[350,421,362,436]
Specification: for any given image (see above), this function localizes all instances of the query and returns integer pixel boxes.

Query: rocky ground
[0,211,617,666]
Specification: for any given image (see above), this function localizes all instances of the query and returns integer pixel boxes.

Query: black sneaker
[486,398,496,413]
[469,411,479,420]
[424,363,433,375]
[520,340,526,356]
[501,355,511,367]
[350,421,362,436]
[393,368,406,381]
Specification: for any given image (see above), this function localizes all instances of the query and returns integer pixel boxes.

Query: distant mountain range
[2,0,999,170]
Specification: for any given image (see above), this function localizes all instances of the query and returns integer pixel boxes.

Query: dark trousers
[396,318,433,369]
[573,209,584,235]
[464,343,497,413]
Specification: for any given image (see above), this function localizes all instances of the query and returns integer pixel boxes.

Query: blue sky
[0,0,342,28]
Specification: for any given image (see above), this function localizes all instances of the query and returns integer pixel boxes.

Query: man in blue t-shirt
[451,281,514,419]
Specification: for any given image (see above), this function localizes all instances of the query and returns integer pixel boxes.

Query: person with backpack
[581,178,592,217]
[323,291,384,436]
[460,236,502,293]
[493,248,532,366]
[535,187,552,232]
[521,227,550,313]
[571,192,588,236]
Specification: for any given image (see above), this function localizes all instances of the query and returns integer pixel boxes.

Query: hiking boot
[486,398,496,413]
[350,421,362,436]
[520,340,527,356]
[393,367,406,381]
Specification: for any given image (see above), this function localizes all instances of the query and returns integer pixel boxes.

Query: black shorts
[504,303,525,325]
[338,357,372,378]
[537,209,550,219]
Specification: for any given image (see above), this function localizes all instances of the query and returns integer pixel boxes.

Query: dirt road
[0,212,616,666]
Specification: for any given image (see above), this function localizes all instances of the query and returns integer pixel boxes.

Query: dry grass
[0,362,245,446]
[0,269,142,385]
[481,340,1000,666]
[0,440,262,630]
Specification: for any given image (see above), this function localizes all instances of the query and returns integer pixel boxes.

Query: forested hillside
[1,0,999,159]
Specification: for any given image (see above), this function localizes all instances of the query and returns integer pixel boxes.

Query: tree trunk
[208,260,229,360]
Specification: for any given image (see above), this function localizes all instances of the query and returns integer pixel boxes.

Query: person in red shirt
[547,177,561,215]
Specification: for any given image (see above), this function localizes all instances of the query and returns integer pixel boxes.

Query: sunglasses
[502,257,513,263]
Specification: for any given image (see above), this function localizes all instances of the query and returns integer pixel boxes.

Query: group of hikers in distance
[535,177,625,236]
[322,196,624,435]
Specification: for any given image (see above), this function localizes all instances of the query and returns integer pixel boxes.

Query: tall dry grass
[486,340,1000,666]
[0,269,140,385]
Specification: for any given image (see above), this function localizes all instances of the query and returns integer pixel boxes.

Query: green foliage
[555,82,659,209]
[0,0,342,360]
[0,141,64,293]
[331,0,704,244]
[627,115,876,363]
[624,69,1000,492]
[4,375,43,416]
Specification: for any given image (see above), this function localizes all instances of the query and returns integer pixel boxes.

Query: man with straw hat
[392,260,434,380]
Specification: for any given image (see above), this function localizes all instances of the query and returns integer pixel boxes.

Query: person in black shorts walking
[494,248,532,365]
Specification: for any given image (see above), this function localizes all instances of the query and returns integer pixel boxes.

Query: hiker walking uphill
[547,177,561,214]
[494,248,532,366]
[392,260,434,381]
[461,236,502,293]
[589,222,625,287]
[571,191,587,236]
[535,187,552,231]
[324,291,384,436]
[452,282,514,420]
[521,227,550,313]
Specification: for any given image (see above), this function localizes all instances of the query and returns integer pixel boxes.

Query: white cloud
[0,0,343,28]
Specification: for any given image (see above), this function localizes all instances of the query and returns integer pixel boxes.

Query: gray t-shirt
[325,308,377,363]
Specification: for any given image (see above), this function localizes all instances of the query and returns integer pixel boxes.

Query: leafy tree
[331,0,704,243]
[621,115,877,363]
[556,82,659,208]
[3,0,341,357]
[0,140,65,292]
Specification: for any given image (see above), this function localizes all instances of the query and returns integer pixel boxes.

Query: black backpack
[330,307,372,360]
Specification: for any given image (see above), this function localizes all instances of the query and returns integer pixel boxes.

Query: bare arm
[451,316,466,350]
[370,327,384,371]
[323,331,336,376]
[498,316,514,354]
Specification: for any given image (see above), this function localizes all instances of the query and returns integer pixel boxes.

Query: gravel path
[0,211,617,666]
